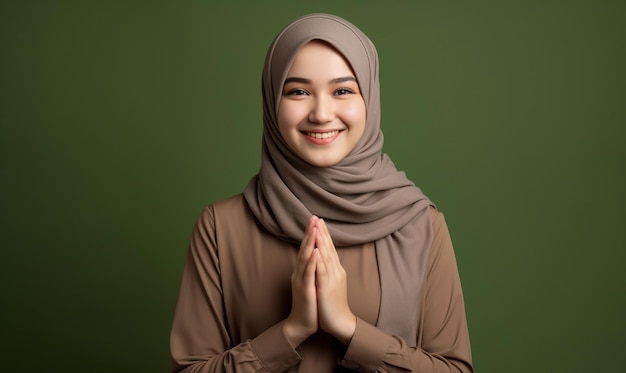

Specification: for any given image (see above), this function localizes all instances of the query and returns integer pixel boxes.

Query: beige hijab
[243,13,433,345]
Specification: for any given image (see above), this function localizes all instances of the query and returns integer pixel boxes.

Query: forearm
[338,210,473,373]
[172,321,302,373]
[339,318,472,373]
[171,207,303,373]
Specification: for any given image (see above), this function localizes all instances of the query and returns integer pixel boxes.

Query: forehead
[286,41,356,77]
[265,14,377,98]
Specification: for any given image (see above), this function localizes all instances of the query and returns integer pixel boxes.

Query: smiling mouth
[305,130,340,139]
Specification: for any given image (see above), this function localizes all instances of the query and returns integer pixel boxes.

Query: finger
[314,223,335,280]
[315,245,328,287]
[317,219,340,268]
[296,217,317,275]
[304,246,318,285]
[312,221,329,268]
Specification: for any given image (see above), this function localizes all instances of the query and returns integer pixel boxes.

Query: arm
[169,206,303,373]
[339,209,473,373]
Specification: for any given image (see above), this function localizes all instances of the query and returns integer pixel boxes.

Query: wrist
[282,318,312,348]
[334,313,357,346]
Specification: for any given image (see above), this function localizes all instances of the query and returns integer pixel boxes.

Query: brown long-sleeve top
[170,194,473,372]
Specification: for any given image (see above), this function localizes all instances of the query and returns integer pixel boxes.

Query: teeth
[307,131,339,139]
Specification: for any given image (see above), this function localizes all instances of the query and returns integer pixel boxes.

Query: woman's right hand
[283,216,320,347]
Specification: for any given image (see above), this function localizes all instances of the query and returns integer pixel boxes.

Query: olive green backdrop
[1,1,624,372]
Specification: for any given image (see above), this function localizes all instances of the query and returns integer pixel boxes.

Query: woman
[170,13,473,373]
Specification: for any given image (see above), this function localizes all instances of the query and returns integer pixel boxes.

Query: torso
[213,195,380,368]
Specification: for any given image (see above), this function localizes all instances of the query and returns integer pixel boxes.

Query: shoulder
[193,194,250,235]
[212,193,246,211]
[428,205,447,234]
[203,193,268,240]
[196,194,248,220]
[425,206,460,275]
[211,194,256,226]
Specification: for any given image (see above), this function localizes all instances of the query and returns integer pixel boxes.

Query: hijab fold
[243,13,433,345]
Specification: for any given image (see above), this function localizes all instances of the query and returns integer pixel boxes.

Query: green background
[1,1,624,372]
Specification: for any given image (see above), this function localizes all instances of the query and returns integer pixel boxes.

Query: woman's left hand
[313,218,357,346]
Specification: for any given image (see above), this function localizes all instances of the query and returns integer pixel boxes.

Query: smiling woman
[278,40,366,167]
[169,13,473,373]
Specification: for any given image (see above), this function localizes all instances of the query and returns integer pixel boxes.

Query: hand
[284,216,319,347]
[314,218,357,345]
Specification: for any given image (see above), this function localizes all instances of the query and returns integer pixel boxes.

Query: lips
[305,130,339,139]
[302,130,342,144]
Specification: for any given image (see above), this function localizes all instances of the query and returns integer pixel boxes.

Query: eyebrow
[283,76,357,85]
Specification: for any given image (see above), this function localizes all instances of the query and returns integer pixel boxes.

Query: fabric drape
[243,13,434,344]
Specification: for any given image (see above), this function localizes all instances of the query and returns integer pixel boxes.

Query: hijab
[243,13,433,345]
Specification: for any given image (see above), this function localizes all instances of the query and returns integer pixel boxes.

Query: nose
[308,96,334,124]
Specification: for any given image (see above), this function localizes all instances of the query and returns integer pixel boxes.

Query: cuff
[339,317,392,372]
[250,321,303,372]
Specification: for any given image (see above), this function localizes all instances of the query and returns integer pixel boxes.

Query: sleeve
[338,209,474,373]
[169,206,303,373]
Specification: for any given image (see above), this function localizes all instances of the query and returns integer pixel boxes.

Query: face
[277,41,366,167]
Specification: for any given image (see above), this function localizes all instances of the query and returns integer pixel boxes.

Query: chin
[304,156,342,168]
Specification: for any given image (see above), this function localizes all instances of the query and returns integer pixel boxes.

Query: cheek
[276,104,292,140]
[342,100,367,127]
[277,101,304,132]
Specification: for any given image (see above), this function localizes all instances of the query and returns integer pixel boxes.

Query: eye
[286,89,309,96]
[334,88,354,96]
